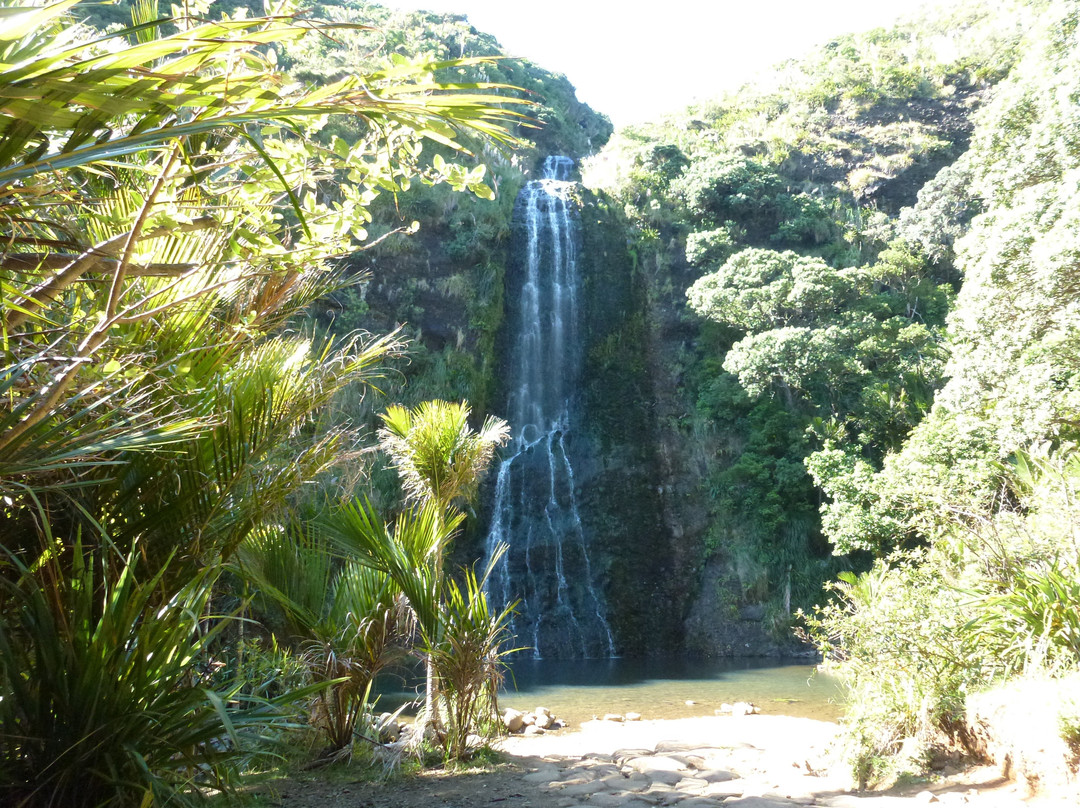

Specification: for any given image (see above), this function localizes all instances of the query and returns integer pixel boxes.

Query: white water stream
[483,156,614,659]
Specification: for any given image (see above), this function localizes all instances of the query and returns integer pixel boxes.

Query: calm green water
[376,657,844,726]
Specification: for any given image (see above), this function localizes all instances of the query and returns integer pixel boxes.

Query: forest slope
[586,0,1080,786]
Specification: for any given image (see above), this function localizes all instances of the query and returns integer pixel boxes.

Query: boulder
[603,713,625,722]
[522,764,561,784]
[523,724,545,736]
[718,701,760,716]
[503,708,525,733]
[732,701,760,716]
[625,711,643,721]
[624,755,688,785]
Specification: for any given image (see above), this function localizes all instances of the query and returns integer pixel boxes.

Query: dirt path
[263,715,1073,808]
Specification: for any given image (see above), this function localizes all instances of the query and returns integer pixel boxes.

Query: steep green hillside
[580,0,1080,781]
[584,0,1046,650]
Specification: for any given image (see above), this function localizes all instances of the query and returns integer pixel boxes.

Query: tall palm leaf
[374,401,508,735]
[322,498,463,643]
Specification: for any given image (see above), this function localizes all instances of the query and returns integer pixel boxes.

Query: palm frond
[377,400,509,511]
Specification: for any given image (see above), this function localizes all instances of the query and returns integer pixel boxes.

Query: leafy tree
[818,0,1080,552]
[688,248,860,333]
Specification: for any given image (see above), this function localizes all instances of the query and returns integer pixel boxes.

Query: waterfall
[483,156,615,659]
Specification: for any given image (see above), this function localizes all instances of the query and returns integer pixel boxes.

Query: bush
[802,447,1080,788]
[0,540,299,807]
[429,566,518,761]
[801,551,978,788]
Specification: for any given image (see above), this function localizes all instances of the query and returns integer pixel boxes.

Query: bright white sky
[384,0,943,126]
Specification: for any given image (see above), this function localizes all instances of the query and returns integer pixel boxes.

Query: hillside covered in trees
[582,0,1080,784]
[3,0,1080,799]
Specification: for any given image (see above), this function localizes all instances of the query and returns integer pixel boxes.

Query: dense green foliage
[6,0,1080,794]
[0,0,527,801]
[587,0,1080,779]
[583,0,1023,619]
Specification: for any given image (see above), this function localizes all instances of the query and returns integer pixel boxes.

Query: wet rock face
[575,189,687,657]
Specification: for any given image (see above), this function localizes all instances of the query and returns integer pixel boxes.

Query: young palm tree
[324,500,520,759]
[429,555,520,760]
[374,400,510,740]
[378,400,512,520]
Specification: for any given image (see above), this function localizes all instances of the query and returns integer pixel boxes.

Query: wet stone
[674,777,710,792]
[721,798,803,808]
[556,780,608,797]
[701,779,747,798]
[626,756,688,775]
[669,754,708,770]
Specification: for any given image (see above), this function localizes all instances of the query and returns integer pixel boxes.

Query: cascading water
[483,156,615,659]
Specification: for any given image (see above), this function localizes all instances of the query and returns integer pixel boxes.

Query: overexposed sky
[384,0,942,125]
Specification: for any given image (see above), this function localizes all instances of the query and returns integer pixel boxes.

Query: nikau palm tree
[377,400,510,731]
[378,400,512,518]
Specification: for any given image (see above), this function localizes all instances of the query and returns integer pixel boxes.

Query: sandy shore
[268,714,1075,808]
[492,714,1074,808]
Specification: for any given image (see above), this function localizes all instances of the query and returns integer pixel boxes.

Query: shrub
[801,552,978,788]
[0,540,298,807]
